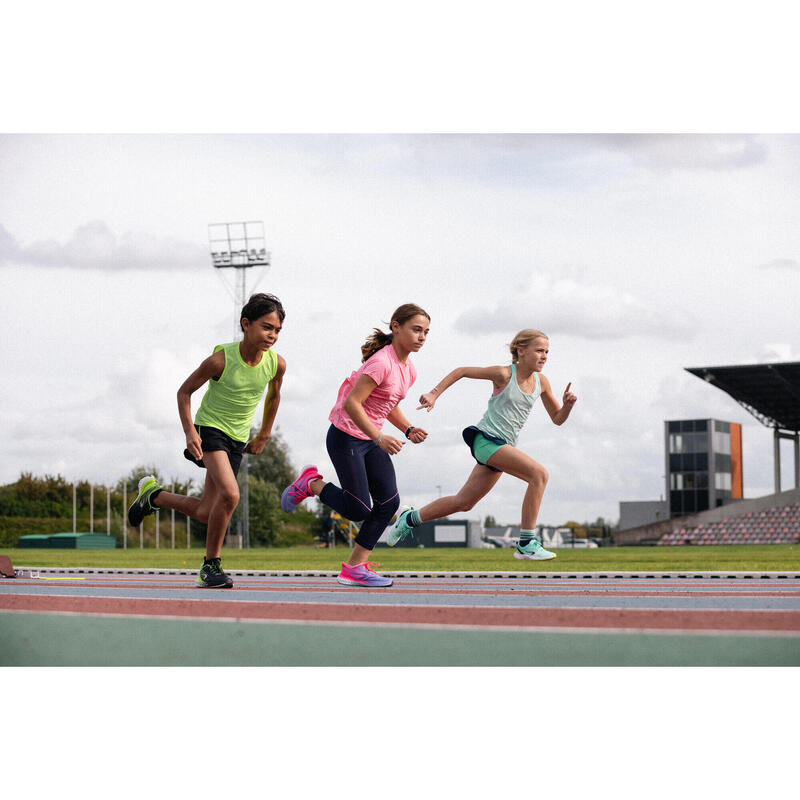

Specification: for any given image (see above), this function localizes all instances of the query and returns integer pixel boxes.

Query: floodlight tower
[207,221,272,548]
[208,221,271,338]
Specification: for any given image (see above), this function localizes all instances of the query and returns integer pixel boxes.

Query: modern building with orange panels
[665,418,743,519]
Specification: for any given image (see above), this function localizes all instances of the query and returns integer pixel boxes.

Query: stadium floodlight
[208,221,271,339]
[206,221,272,550]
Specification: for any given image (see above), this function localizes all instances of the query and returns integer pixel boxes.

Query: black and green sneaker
[127,475,164,526]
[197,558,234,589]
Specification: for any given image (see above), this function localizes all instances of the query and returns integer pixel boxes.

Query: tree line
[0,429,323,548]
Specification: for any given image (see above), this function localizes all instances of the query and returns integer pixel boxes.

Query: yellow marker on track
[40,576,86,581]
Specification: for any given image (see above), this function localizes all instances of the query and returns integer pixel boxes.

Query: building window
[713,430,731,455]
[715,453,731,472]
[670,431,709,454]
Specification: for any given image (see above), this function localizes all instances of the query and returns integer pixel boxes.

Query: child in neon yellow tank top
[386,329,577,561]
[127,293,287,588]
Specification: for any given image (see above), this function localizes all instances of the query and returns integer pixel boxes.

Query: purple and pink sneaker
[337,561,393,587]
[281,465,323,512]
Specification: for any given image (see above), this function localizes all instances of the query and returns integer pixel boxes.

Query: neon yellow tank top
[194,342,278,442]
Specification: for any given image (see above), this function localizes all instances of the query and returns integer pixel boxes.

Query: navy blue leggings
[319,424,400,551]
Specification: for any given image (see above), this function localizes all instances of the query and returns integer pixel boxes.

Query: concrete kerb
[11,566,800,580]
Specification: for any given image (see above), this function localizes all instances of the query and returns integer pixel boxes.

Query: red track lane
[7,579,800,599]
[3,594,800,632]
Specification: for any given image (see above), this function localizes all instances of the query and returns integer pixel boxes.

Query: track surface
[2,570,799,665]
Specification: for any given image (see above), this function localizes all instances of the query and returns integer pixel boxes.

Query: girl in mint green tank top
[385,329,577,562]
[127,293,287,589]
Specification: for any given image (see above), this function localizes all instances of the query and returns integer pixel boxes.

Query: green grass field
[4,544,799,571]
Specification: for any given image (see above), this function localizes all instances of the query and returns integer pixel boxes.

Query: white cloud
[756,343,800,363]
[454,273,696,340]
[1,220,206,271]
[596,134,768,172]
[757,258,799,271]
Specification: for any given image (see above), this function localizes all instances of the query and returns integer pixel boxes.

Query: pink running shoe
[337,561,393,587]
[281,465,323,512]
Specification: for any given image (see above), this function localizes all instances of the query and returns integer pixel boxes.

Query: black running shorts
[183,425,246,476]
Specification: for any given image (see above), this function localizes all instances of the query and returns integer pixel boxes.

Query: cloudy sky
[5,3,800,786]
[2,133,798,526]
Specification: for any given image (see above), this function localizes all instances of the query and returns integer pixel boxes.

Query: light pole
[208,221,271,548]
[208,221,271,337]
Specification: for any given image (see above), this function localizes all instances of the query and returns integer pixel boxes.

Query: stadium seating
[657,503,800,546]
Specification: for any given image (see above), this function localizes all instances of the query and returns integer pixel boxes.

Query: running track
[2,568,799,665]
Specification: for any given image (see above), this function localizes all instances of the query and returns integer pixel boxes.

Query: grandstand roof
[685,361,800,432]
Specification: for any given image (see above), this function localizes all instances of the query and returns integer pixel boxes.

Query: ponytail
[360,303,431,363]
[361,328,395,362]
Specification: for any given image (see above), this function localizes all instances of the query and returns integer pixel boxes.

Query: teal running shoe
[127,475,164,526]
[513,538,556,561]
[386,506,414,547]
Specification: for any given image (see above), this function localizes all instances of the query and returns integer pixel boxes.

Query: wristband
[405,426,414,440]
[375,433,383,445]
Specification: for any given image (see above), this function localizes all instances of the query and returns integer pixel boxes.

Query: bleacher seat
[657,502,800,546]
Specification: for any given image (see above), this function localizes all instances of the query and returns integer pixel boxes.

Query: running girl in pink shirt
[281,304,430,587]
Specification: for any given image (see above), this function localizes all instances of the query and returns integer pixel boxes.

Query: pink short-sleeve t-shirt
[328,344,417,440]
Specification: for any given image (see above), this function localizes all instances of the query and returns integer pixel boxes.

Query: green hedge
[0,517,75,547]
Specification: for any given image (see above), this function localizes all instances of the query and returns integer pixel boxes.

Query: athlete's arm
[417,365,510,412]
[247,354,286,454]
[176,350,225,459]
[540,375,577,425]
[386,404,428,444]
[344,375,405,455]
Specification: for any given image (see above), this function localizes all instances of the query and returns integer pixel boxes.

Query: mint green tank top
[476,365,541,446]
[194,342,278,442]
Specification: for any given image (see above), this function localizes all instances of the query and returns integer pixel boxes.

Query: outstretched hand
[417,391,437,411]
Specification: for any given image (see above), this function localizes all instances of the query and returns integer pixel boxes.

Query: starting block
[0,555,16,578]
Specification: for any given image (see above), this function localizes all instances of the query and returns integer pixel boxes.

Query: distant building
[618,500,669,531]
[665,419,743,517]
[617,362,800,544]
[619,417,743,530]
